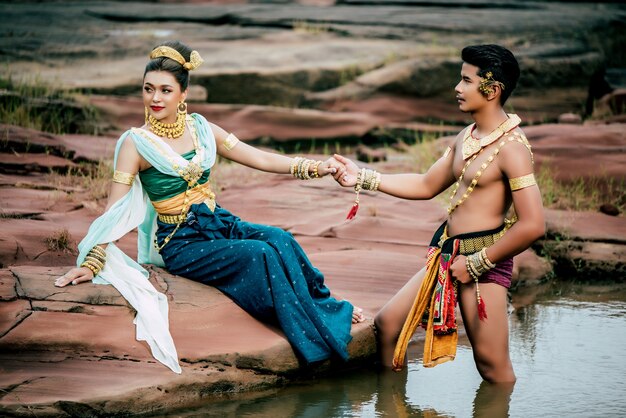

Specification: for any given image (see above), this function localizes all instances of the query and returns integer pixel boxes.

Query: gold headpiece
[478,71,505,96]
[149,46,204,71]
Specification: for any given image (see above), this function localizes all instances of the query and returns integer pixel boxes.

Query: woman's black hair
[461,44,520,104]
[144,40,193,91]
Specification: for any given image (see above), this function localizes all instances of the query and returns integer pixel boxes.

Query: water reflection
[472,381,514,418]
[158,283,626,417]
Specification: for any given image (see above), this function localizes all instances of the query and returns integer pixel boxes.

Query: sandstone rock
[0,265,376,416]
[187,84,208,102]
[355,144,387,162]
[558,112,582,124]
[523,123,626,182]
[0,152,79,175]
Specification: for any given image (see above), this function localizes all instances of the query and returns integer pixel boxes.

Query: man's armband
[113,170,136,186]
[509,173,536,191]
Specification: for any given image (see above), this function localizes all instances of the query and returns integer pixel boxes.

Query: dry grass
[45,228,76,254]
[47,160,112,202]
[536,164,625,214]
[0,72,99,134]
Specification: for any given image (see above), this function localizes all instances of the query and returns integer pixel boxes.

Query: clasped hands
[323,154,359,187]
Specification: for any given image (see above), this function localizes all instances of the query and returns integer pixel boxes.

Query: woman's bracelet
[291,157,324,180]
[80,245,107,276]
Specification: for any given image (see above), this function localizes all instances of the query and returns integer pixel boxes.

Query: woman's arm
[55,137,142,287]
[211,122,339,177]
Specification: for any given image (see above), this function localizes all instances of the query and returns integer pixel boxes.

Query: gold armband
[113,170,136,186]
[442,146,452,159]
[509,173,536,191]
[223,133,240,151]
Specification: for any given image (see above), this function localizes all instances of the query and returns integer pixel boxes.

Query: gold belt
[457,228,507,254]
[439,220,514,255]
[158,213,188,224]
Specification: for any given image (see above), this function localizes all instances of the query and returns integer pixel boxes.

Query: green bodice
[139,150,211,201]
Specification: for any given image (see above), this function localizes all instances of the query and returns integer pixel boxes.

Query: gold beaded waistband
[458,228,507,254]
[438,222,513,255]
[157,213,188,224]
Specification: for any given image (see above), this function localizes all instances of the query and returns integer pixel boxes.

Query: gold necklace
[147,112,186,139]
[462,113,521,160]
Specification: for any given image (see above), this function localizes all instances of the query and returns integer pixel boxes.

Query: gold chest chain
[448,131,533,216]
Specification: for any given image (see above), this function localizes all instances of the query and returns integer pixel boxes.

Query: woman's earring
[144,106,149,124]
[178,102,188,114]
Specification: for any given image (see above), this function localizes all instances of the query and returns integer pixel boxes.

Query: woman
[54,41,364,373]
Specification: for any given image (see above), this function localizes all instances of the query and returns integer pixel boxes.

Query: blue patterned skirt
[156,203,353,363]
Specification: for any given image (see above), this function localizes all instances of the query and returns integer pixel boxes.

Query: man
[333,44,545,382]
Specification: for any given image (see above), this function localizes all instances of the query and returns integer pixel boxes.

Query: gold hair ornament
[478,71,505,96]
[149,46,204,71]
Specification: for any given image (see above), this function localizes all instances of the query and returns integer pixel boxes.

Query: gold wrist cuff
[113,170,136,186]
[509,173,536,191]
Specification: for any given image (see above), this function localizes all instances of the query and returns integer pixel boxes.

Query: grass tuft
[45,228,75,254]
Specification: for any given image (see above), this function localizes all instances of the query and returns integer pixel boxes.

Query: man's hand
[332,154,360,187]
[450,255,473,284]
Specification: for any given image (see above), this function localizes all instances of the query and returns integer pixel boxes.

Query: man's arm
[334,131,462,200]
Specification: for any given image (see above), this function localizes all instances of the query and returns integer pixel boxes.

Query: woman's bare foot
[352,307,365,324]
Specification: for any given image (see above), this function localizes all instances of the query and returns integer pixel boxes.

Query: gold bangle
[480,248,496,269]
[81,261,101,275]
[84,257,104,269]
[509,173,536,191]
[312,161,322,178]
[81,263,98,275]
[113,170,136,186]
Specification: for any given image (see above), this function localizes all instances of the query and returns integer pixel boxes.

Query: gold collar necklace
[462,113,521,160]
[148,112,186,139]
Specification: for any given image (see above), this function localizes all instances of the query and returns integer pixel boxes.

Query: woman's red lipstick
[150,106,165,111]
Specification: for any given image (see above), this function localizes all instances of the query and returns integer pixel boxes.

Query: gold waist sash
[153,183,216,224]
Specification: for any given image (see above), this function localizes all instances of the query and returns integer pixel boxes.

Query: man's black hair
[461,44,520,105]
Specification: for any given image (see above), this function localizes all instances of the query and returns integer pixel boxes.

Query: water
[159,282,626,417]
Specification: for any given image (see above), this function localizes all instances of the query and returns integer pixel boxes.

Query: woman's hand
[54,267,94,287]
[332,154,360,187]
[450,255,473,284]
[317,157,342,177]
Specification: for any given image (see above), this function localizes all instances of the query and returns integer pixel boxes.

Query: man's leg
[458,282,516,382]
[375,267,426,367]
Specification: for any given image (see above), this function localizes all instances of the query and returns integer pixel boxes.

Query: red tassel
[346,203,359,220]
[477,296,488,321]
